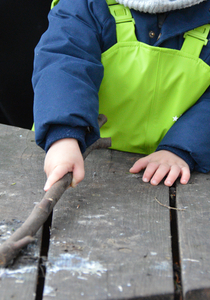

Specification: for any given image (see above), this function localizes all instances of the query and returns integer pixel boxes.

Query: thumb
[44,164,70,191]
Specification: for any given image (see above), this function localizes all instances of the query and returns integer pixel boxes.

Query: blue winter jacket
[32,0,210,173]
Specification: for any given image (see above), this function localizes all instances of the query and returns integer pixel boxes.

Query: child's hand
[129,150,190,186]
[43,138,84,191]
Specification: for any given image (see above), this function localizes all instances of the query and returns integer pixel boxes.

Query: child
[32,0,210,191]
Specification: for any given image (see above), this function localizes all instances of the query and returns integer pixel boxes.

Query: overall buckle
[184,25,210,46]
[109,4,135,24]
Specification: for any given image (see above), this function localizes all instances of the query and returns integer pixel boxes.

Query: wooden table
[0,124,210,300]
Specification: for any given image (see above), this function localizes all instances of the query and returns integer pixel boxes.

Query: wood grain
[0,124,45,300]
[177,172,210,300]
[43,150,174,300]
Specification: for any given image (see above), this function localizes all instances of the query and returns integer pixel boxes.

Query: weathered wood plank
[177,172,210,300]
[0,124,45,300]
[43,150,174,300]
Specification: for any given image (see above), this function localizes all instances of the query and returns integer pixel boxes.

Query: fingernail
[71,179,77,188]
[44,183,49,191]
[181,179,187,184]
[143,177,149,182]
[151,179,157,185]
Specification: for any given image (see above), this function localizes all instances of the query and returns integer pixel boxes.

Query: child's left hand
[129,150,190,186]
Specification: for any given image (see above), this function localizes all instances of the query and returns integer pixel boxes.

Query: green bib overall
[99,0,210,154]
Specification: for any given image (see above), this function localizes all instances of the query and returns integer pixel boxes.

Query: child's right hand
[43,138,85,191]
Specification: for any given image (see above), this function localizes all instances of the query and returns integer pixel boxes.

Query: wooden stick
[154,197,186,211]
[0,114,111,267]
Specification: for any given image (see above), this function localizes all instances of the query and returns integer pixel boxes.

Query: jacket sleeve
[156,87,210,173]
[32,0,111,152]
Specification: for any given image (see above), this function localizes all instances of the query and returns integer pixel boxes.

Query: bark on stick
[0,114,111,267]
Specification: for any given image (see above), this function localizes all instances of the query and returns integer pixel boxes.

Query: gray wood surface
[4,123,210,300]
[43,150,174,300]
[0,124,45,300]
[177,172,210,300]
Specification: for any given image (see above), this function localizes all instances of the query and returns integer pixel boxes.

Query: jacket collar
[155,0,210,46]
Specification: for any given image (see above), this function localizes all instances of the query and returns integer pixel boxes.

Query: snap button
[149,31,155,38]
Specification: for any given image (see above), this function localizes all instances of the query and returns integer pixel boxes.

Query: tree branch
[0,114,111,267]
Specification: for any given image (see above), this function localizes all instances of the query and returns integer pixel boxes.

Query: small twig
[154,197,186,211]
[0,114,111,267]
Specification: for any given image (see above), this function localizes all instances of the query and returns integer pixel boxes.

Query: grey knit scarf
[116,0,206,13]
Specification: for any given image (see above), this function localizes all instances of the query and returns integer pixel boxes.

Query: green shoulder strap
[106,0,117,4]
[181,24,210,57]
[106,0,137,42]
[51,0,60,9]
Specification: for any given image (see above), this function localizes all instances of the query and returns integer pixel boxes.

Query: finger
[179,166,191,185]
[44,176,57,192]
[129,157,149,173]
[149,163,171,185]
[44,165,69,191]
[164,165,181,187]
[141,162,160,183]
[71,161,85,188]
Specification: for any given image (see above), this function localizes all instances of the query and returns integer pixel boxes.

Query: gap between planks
[35,212,53,300]
[169,185,183,300]
[34,184,184,300]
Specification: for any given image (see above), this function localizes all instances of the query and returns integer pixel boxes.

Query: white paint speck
[0,191,6,196]
[47,253,107,277]
[183,258,200,263]
[83,215,105,219]
[77,276,88,280]
[0,225,7,231]
[0,266,36,280]
[15,279,24,284]
[130,174,141,178]
[150,252,157,256]
[118,286,123,292]
[152,261,171,271]
[0,225,12,240]
[43,285,56,297]
[78,220,113,226]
